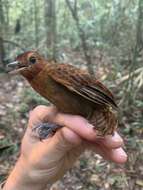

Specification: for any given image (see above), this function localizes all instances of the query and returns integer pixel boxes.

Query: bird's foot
[32,122,61,140]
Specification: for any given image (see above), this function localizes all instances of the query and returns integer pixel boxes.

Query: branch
[65,0,78,20]
[65,0,94,75]
[116,67,143,85]
[3,40,26,51]
[74,0,77,16]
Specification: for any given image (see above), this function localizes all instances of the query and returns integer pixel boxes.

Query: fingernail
[116,148,127,158]
[113,132,121,138]
[105,132,123,142]
[113,132,124,144]
[86,123,94,129]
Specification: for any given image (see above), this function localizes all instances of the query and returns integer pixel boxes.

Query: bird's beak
[7,61,26,74]
[7,61,19,68]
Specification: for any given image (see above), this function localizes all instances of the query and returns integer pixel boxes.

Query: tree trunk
[0,0,5,67]
[0,37,5,66]
[34,0,39,47]
[44,0,57,59]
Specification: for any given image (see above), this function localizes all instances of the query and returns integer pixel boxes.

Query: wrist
[3,156,48,190]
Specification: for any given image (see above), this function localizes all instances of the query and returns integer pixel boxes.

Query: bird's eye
[29,56,36,64]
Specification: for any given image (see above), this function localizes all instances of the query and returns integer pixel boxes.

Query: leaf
[136,180,143,187]
[0,144,14,156]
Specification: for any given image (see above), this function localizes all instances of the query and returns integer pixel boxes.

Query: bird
[7,50,118,139]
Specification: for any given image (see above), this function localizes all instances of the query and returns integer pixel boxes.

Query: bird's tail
[90,107,118,136]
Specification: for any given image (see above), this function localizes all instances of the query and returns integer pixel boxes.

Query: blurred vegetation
[0,0,143,189]
[19,88,48,116]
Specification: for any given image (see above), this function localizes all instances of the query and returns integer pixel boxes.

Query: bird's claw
[32,122,61,140]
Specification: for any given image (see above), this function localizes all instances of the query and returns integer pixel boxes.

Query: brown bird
[7,51,118,139]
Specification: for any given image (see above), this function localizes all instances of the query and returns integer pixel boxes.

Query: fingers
[54,113,97,142]
[85,142,127,164]
[28,106,124,150]
[25,106,83,154]
[96,132,124,149]
[44,114,127,163]
[26,105,127,163]
[28,106,96,142]
[61,127,82,146]
[100,146,127,164]
[46,127,82,153]
[84,131,127,163]
[109,148,127,163]
[29,127,83,161]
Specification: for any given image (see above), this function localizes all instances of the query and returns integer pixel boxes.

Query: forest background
[0,0,143,189]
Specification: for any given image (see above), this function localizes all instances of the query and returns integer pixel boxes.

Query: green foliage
[0,138,18,158]
[19,88,48,115]
[107,173,128,188]
[19,102,29,115]
[2,0,139,59]
[80,158,88,169]
[22,88,48,105]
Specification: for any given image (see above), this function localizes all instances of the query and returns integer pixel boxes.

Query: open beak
[7,61,27,74]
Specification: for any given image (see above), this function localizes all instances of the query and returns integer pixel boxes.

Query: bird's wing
[47,64,117,109]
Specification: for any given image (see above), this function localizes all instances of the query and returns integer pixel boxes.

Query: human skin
[3,105,127,190]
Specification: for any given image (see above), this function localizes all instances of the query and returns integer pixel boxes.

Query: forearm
[3,157,48,190]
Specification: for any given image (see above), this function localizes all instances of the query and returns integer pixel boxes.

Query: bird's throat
[22,64,47,81]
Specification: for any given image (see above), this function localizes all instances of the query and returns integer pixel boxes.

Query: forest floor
[0,64,143,190]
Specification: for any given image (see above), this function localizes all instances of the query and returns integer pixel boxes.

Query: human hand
[3,105,127,190]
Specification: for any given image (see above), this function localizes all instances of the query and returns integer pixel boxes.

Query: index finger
[54,113,97,142]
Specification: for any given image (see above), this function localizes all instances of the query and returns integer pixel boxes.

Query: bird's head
[7,51,46,80]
